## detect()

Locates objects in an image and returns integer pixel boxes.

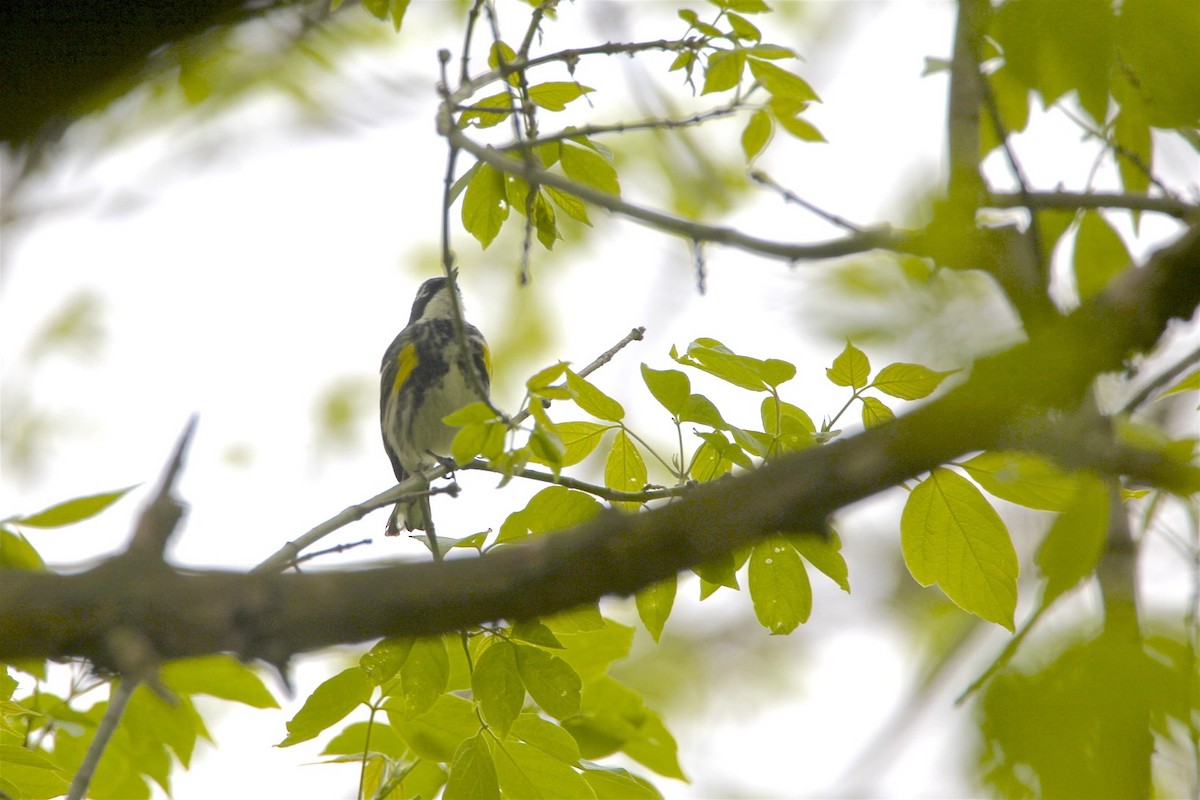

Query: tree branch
[988,190,1199,220]
[3,225,1197,668]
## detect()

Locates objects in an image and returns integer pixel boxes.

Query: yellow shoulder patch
[393,343,418,394]
[482,344,493,379]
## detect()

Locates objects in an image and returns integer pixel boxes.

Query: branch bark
[2,225,1197,669]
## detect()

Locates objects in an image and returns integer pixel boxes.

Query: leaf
[872,362,956,400]
[640,364,690,416]
[581,762,663,800]
[510,714,582,764]
[493,739,593,799]
[772,112,826,143]
[472,641,525,738]
[544,185,591,225]
[1160,367,1200,399]
[741,109,773,160]
[860,396,894,428]
[792,531,850,593]
[488,41,519,85]
[1037,476,1109,604]
[727,12,761,42]
[279,667,371,746]
[0,744,72,797]
[679,393,726,428]
[511,620,564,650]
[566,369,625,421]
[398,637,450,716]
[901,469,1019,630]
[635,575,677,643]
[462,163,509,249]
[564,677,685,780]
[321,721,406,759]
[702,48,746,94]
[0,528,45,570]
[605,430,648,506]
[560,142,620,195]
[748,58,820,102]
[552,421,611,467]
[459,91,515,129]
[513,645,582,720]
[553,621,635,684]
[445,735,500,800]
[528,82,595,111]
[388,694,479,762]
[16,486,137,528]
[443,401,501,425]
[826,341,870,388]
[1073,211,1131,301]
[961,451,1081,512]
[748,535,812,634]
[497,486,604,543]
[160,655,278,708]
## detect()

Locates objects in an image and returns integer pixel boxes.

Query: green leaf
[511,620,564,650]
[445,734,500,800]
[748,535,812,634]
[605,430,647,506]
[640,364,690,416]
[872,362,956,400]
[860,396,894,428]
[552,421,611,467]
[748,58,820,102]
[1073,211,1131,301]
[160,655,278,708]
[727,12,761,41]
[278,667,371,746]
[488,41,519,85]
[388,694,479,762]
[679,393,726,428]
[544,186,591,225]
[564,677,685,780]
[16,486,137,528]
[1161,367,1200,399]
[0,528,45,570]
[497,486,604,543]
[0,744,72,798]
[543,604,606,635]
[528,82,595,111]
[693,550,740,593]
[760,397,815,454]
[901,469,1019,630]
[961,451,1081,512]
[513,645,582,720]
[772,111,826,143]
[679,338,794,391]
[321,721,407,759]
[702,48,746,94]
[1037,476,1109,604]
[565,369,625,421]
[459,90,515,129]
[553,621,635,684]
[443,401,501,425]
[398,636,450,717]
[510,714,582,764]
[493,739,593,799]
[741,109,773,160]
[746,43,796,59]
[560,142,620,195]
[792,531,850,593]
[581,762,663,799]
[462,163,509,249]
[827,342,870,388]
[635,576,677,643]
[472,641,525,737]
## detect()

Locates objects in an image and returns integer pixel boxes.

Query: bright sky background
[3,1,1197,798]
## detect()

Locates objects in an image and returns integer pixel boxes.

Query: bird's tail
[386,479,432,535]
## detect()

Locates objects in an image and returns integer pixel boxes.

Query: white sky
[2,1,1196,798]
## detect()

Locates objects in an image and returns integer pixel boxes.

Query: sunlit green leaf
[549,421,611,467]
[872,362,957,400]
[462,163,509,249]
[445,734,500,800]
[489,41,519,85]
[860,395,894,428]
[552,621,634,684]
[1160,367,1200,400]
[827,341,870,388]
[545,185,592,225]
[564,677,686,780]
[511,713,582,764]
[560,142,620,195]
[772,111,826,142]
[641,364,690,417]
[388,694,479,762]
[497,486,604,543]
[513,645,582,720]
[16,486,137,528]
[160,655,278,708]
[581,762,663,799]
[398,637,449,717]
[741,109,773,160]
[566,369,625,422]
[605,430,647,508]
[493,739,593,799]
[511,619,564,650]
[901,469,1018,630]
[961,451,1081,512]
[702,49,746,95]
[727,12,761,42]
[320,721,406,759]
[748,58,820,102]
[748,535,812,634]
[528,82,595,111]
[636,575,677,643]
[472,641,525,738]
[792,530,850,593]
[279,667,371,747]
[0,528,45,570]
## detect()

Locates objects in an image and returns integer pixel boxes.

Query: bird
[380,272,491,537]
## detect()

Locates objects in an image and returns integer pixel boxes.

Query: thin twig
[988,190,1198,220]
[288,539,373,570]
[66,679,137,800]
[1119,342,1200,414]
[749,170,864,233]
[460,459,687,504]
[496,103,745,151]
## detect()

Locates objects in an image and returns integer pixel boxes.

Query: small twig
[749,171,864,234]
[461,459,688,504]
[988,190,1198,220]
[66,679,137,800]
[287,539,373,570]
[496,103,745,152]
[1119,342,1200,414]
[577,325,646,380]
[1058,105,1176,198]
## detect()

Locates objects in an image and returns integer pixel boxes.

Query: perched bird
[380,273,491,536]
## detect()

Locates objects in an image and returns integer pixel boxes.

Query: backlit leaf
[961,451,1080,512]
[560,143,620,195]
[826,341,870,388]
[566,369,625,421]
[636,576,677,643]
[445,735,500,800]
[472,641,525,737]
[1037,476,1109,604]
[748,535,812,634]
[279,667,371,746]
[513,645,582,720]
[1073,211,1131,301]
[640,365,690,416]
[528,82,595,111]
[605,430,647,507]
[17,486,137,528]
[462,163,509,249]
[901,469,1018,630]
[872,362,956,400]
